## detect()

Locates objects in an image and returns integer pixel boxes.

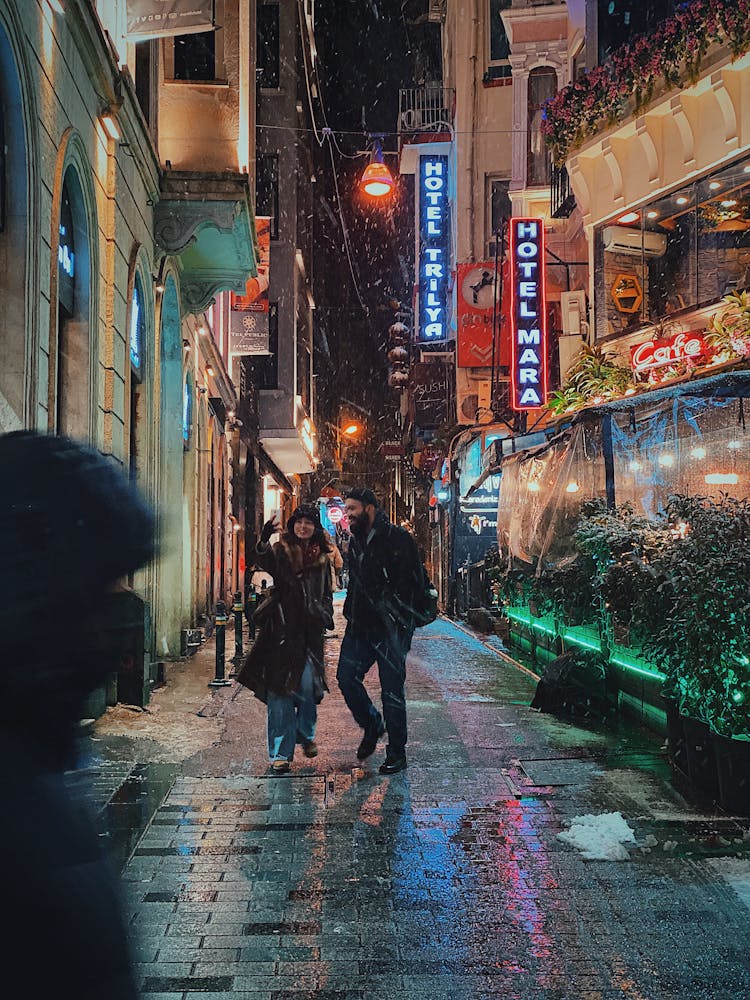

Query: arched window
[56,165,92,438]
[130,276,144,375]
[527,67,557,187]
[129,275,146,483]
[183,373,193,449]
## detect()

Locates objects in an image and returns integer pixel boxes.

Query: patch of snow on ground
[558,811,636,861]
[707,858,750,912]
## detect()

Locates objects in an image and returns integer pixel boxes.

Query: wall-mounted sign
[457,261,511,368]
[412,362,450,428]
[612,273,643,314]
[510,218,547,410]
[418,156,450,343]
[630,330,709,377]
[126,0,214,40]
[230,218,270,355]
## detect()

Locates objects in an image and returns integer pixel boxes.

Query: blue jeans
[266,657,317,762]
[336,627,411,753]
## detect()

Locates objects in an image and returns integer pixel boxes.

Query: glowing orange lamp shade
[360,155,394,198]
[360,161,394,198]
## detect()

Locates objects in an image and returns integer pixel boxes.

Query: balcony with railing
[550,160,575,219]
[398,86,454,138]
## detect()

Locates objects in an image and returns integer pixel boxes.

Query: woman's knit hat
[287,503,323,532]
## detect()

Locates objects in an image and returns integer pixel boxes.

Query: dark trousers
[337,625,411,753]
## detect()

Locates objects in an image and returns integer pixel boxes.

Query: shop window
[134,41,154,126]
[130,278,144,375]
[258,2,280,89]
[485,0,511,82]
[594,154,750,340]
[183,373,193,449]
[256,154,279,239]
[696,163,750,305]
[174,30,216,81]
[596,1,681,65]
[527,67,556,187]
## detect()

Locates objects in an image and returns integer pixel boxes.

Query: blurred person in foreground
[337,487,425,775]
[0,431,155,1000]
[237,504,333,772]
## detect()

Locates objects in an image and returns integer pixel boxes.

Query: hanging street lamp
[359,138,395,199]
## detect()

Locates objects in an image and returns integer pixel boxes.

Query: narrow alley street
[88,601,750,1000]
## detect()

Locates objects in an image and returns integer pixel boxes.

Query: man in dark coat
[0,431,155,1000]
[337,487,424,774]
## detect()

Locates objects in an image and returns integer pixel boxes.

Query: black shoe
[356,718,386,760]
[378,749,407,775]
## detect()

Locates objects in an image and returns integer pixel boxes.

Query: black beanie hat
[345,487,378,508]
[287,503,323,532]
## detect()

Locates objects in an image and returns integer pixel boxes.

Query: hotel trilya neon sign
[418,156,450,343]
[510,218,547,410]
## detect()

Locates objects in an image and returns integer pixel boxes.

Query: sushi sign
[510,218,548,410]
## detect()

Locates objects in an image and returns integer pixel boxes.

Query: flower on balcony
[542,0,750,166]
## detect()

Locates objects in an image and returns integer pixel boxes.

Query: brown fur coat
[236,536,332,700]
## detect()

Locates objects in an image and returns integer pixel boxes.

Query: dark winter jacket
[237,536,333,701]
[344,510,423,642]
[0,432,155,1000]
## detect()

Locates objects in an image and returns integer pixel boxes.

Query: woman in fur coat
[238,505,333,773]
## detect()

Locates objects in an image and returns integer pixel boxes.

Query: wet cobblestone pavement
[106,607,750,998]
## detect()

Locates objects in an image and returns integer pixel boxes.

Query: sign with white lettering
[630,330,708,377]
[418,156,450,343]
[230,218,271,356]
[412,362,450,428]
[510,218,548,410]
[126,0,214,39]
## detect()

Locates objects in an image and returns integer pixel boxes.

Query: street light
[342,422,361,437]
[359,139,394,199]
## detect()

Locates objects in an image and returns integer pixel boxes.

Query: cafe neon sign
[418,155,450,343]
[630,330,708,378]
[510,218,547,410]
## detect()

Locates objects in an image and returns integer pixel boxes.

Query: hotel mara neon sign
[418,155,450,343]
[510,217,548,410]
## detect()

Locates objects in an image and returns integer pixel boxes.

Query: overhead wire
[297,0,370,313]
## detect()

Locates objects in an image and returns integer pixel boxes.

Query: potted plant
[643,494,750,806]
[704,289,750,362]
[547,345,636,415]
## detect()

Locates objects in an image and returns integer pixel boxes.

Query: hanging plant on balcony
[541,0,750,166]
[547,345,636,415]
[704,290,750,361]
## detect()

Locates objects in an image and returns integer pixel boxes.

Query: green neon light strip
[507,608,557,636]
[610,654,666,682]
[562,631,602,653]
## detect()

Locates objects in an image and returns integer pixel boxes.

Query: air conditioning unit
[560,290,587,337]
[602,225,667,258]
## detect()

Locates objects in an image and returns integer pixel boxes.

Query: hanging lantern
[388,346,409,363]
[360,140,394,199]
[388,369,409,388]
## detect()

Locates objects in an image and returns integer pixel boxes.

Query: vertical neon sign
[418,155,449,343]
[510,217,547,410]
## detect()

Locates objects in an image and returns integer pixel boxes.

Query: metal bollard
[232,591,243,663]
[209,600,231,687]
[247,588,257,639]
